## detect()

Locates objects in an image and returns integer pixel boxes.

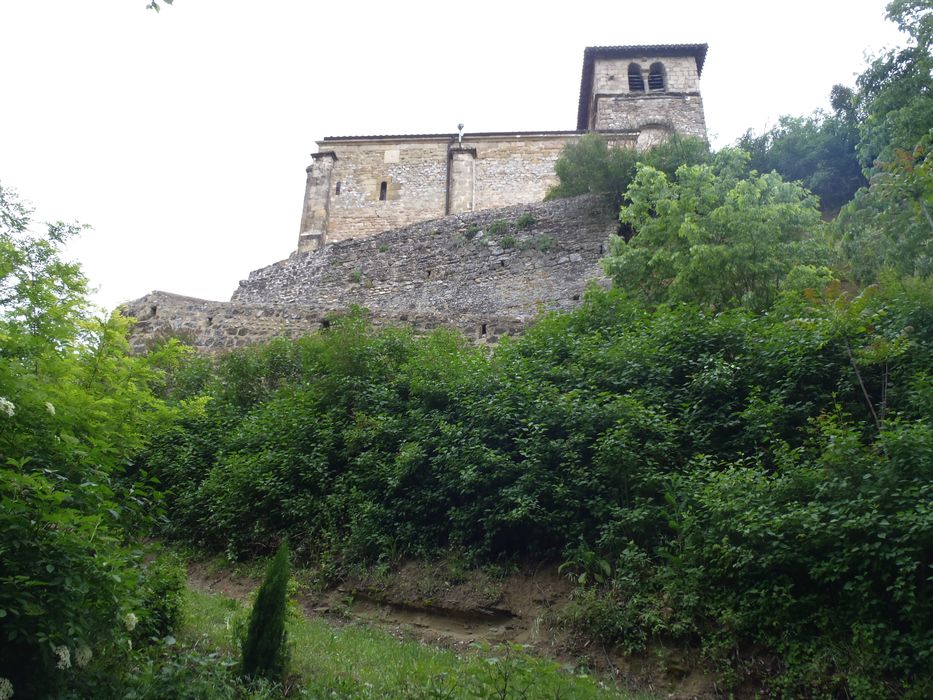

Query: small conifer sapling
[240,541,290,681]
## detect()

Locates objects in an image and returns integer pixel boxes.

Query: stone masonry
[124,44,708,354]
[296,44,708,253]
[124,195,617,353]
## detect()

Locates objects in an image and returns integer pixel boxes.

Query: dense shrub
[135,554,187,642]
[0,184,181,698]
[546,132,710,205]
[140,276,933,694]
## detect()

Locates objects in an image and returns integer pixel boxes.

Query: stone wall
[295,45,708,253]
[591,55,700,95]
[593,94,706,138]
[121,292,528,354]
[125,195,618,354]
[299,132,579,252]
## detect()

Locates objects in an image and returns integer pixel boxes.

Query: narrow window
[379,181,387,201]
[648,62,665,91]
[335,181,341,195]
[480,323,487,337]
[628,63,644,92]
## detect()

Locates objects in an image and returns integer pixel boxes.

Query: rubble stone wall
[124,195,618,353]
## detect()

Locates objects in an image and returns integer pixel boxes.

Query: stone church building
[296,44,708,254]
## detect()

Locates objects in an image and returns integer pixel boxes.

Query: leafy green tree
[241,541,291,682]
[602,149,828,310]
[837,130,933,282]
[738,106,865,213]
[546,133,710,205]
[855,0,933,170]
[0,183,178,697]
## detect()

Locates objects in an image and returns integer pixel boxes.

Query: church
[296,44,709,254]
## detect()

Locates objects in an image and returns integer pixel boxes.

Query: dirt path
[187,559,570,651]
[186,559,716,699]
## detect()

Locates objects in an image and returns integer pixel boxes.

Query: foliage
[836,130,933,283]
[241,542,291,681]
[185,587,622,699]
[135,553,187,642]
[602,149,827,311]
[0,183,179,697]
[855,0,933,170]
[146,0,175,12]
[738,108,866,212]
[65,642,284,700]
[488,219,509,235]
[140,274,933,693]
[546,133,710,205]
[514,213,536,230]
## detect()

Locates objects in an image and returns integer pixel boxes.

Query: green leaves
[0,184,177,695]
[605,149,827,311]
[546,132,710,206]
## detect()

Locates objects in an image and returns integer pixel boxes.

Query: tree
[837,130,933,282]
[737,104,865,214]
[546,133,710,206]
[602,149,828,311]
[0,183,177,697]
[855,0,933,170]
[241,541,291,682]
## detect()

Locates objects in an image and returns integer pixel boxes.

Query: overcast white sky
[0,0,906,312]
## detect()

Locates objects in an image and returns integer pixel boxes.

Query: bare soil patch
[186,558,717,699]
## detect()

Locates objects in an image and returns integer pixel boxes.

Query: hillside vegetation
[1,1,931,697]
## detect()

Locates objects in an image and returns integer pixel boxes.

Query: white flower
[53,645,71,670]
[0,676,13,700]
[74,645,92,668]
[0,397,14,418]
[44,402,55,416]
[123,612,138,632]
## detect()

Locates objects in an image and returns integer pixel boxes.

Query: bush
[488,219,509,235]
[0,184,177,698]
[515,213,536,229]
[135,554,187,642]
[530,234,554,252]
[547,132,710,205]
[141,279,933,693]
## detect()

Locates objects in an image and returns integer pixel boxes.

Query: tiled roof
[320,130,581,142]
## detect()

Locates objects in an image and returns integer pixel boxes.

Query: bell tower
[576,44,708,148]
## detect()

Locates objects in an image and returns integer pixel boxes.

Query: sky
[0,0,906,312]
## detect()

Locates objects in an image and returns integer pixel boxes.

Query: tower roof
[576,43,708,131]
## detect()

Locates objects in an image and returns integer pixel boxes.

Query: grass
[181,586,643,699]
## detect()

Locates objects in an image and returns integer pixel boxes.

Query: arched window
[628,63,644,92]
[379,181,387,201]
[648,62,666,91]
